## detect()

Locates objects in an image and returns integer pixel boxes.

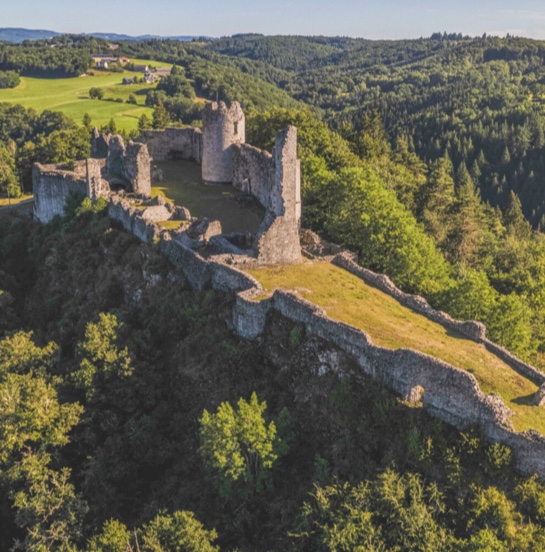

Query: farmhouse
[154,67,172,77]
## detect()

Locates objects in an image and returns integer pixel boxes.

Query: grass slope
[0,59,172,131]
[247,261,545,435]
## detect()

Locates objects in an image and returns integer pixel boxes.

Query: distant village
[91,53,172,84]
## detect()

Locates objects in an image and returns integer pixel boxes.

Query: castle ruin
[28,101,545,480]
[33,101,302,265]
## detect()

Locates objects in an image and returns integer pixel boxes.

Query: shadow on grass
[513,393,538,406]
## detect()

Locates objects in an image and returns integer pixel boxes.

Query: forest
[3,32,545,550]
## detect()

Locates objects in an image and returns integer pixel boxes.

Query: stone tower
[202,101,245,183]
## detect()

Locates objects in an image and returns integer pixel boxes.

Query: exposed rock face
[202,101,245,183]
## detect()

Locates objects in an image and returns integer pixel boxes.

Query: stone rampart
[32,164,87,223]
[108,195,162,245]
[139,127,203,163]
[159,236,211,290]
[232,288,545,477]
[207,260,262,293]
[32,177,545,479]
[332,251,545,385]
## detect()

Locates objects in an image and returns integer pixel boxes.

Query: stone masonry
[34,101,301,264]
[202,101,245,183]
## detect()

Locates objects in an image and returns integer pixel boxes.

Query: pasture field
[247,261,545,435]
[0,58,173,131]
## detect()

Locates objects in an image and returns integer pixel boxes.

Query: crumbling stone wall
[232,287,545,478]
[91,128,111,158]
[202,101,245,183]
[124,141,151,196]
[32,163,87,223]
[35,182,543,479]
[106,135,151,196]
[253,126,302,264]
[232,144,273,205]
[139,127,202,163]
[86,159,109,202]
[108,195,162,244]
[332,251,545,386]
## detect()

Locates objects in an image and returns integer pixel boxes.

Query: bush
[89,87,104,100]
[0,70,20,89]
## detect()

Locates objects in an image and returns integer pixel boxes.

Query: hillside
[193,34,545,225]
[3,207,545,550]
[0,27,61,42]
[0,71,155,131]
[248,262,545,434]
[0,28,206,43]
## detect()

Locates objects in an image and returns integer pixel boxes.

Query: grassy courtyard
[246,261,545,435]
[152,160,264,234]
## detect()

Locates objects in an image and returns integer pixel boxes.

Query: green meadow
[0,59,173,131]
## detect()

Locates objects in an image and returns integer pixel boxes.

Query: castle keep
[33,101,302,265]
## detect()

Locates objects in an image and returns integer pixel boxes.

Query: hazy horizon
[5,0,545,41]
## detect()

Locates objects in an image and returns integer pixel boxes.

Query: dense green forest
[5,33,545,549]
[0,35,96,77]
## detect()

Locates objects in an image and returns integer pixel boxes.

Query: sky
[5,0,545,40]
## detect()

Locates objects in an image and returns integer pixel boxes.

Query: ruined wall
[32,163,87,223]
[232,144,273,207]
[254,126,302,264]
[108,195,162,245]
[124,142,151,196]
[108,194,261,295]
[232,288,545,478]
[332,251,545,386]
[106,136,151,196]
[139,127,202,163]
[86,159,109,202]
[91,128,110,158]
[202,101,245,183]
